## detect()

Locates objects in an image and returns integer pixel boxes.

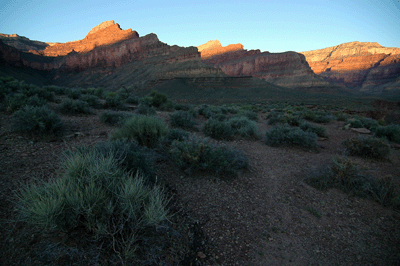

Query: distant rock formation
[197,40,222,52]
[0,33,50,51]
[0,21,227,89]
[301,41,400,94]
[198,41,333,90]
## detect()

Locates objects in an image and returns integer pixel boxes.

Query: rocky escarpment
[0,33,50,51]
[198,41,334,90]
[301,41,400,94]
[0,21,228,89]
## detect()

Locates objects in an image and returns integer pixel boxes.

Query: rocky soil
[1,104,400,265]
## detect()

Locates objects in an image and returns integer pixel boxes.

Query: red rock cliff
[198,41,332,90]
[301,41,400,93]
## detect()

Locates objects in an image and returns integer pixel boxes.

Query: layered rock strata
[301,41,400,93]
[198,40,332,90]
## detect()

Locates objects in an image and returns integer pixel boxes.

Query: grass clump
[17,148,168,261]
[300,122,327,138]
[164,128,190,146]
[374,124,400,143]
[228,116,260,139]
[169,110,197,130]
[170,136,248,175]
[265,125,318,149]
[12,105,64,136]
[99,110,133,125]
[342,136,390,160]
[111,115,168,148]
[202,118,234,140]
[305,156,399,207]
[59,99,91,114]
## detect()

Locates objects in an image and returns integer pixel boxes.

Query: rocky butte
[301,41,400,94]
[197,40,335,91]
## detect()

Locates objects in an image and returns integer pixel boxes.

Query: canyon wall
[198,40,334,90]
[301,41,400,94]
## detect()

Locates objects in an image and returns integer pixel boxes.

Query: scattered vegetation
[374,124,400,143]
[111,115,169,148]
[169,110,197,130]
[300,121,327,138]
[227,116,260,139]
[306,156,399,207]
[202,118,234,140]
[265,125,319,149]
[12,105,64,137]
[99,110,133,125]
[342,137,390,160]
[59,99,91,114]
[170,135,249,175]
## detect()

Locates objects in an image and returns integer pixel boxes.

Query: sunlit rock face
[301,42,400,93]
[197,41,332,90]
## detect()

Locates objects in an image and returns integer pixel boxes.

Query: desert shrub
[228,116,260,139]
[149,90,168,107]
[239,110,258,121]
[43,85,66,95]
[80,94,100,108]
[198,104,223,119]
[111,115,168,147]
[24,86,55,102]
[265,125,318,149]
[105,92,126,110]
[268,111,302,126]
[174,103,191,111]
[300,122,327,137]
[4,92,27,112]
[90,140,155,182]
[305,156,399,207]
[59,99,91,114]
[99,110,133,125]
[67,88,82,99]
[94,87,105,98]
[12,105,64,136]
[125,95,139,104]
[169,110,197,130]
[202,119,234,140]
[170,136,248,175]
[346,116,379,130]
[335,112,349,121]
[374,124,400,143]
[302,110,333,123]
[342,137,390,159]
[26,94,48,107]
[164,128,190,146]
[136,103,157,115]
[17,148,168,259]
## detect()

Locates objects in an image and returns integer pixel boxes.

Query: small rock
[318,137,328,141]
[350,128,371,134]
[197,251,206,259]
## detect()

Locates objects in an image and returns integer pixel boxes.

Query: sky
[0,0,399,53]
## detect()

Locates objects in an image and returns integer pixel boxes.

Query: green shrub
[346,116,379,130]
[170,136,248,175]
[228,116,260,139]
[80,94,100,108]
[4,92,27,112]
[239,110,258,121]
[268,111,302,126]
[374,124,400,143]
[17,148,168,257]
[125,95,139,104]
[67,88,82,99]
[202,119,234,140]
[265,125,318,149]
[335,112,349,121]
[136,103,157,115]
[94,87,105,98]
[59,99,91,114]
[302,110,333,123]
[174,103,191,111]
[149,90,168,107]
[164,128,190,146]
[43,85,66,95]
[300,122,327,138]
[26,94,48,107]
[99,111,133,125]
[169,111,197,130]
[24,86,55,102]
[305,156,399,207]
[12,105,64,136]
[105,92,126,110]
[342,137,390,159]
[111,115,168,147]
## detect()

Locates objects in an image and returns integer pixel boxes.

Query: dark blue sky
[1,0,399,52]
